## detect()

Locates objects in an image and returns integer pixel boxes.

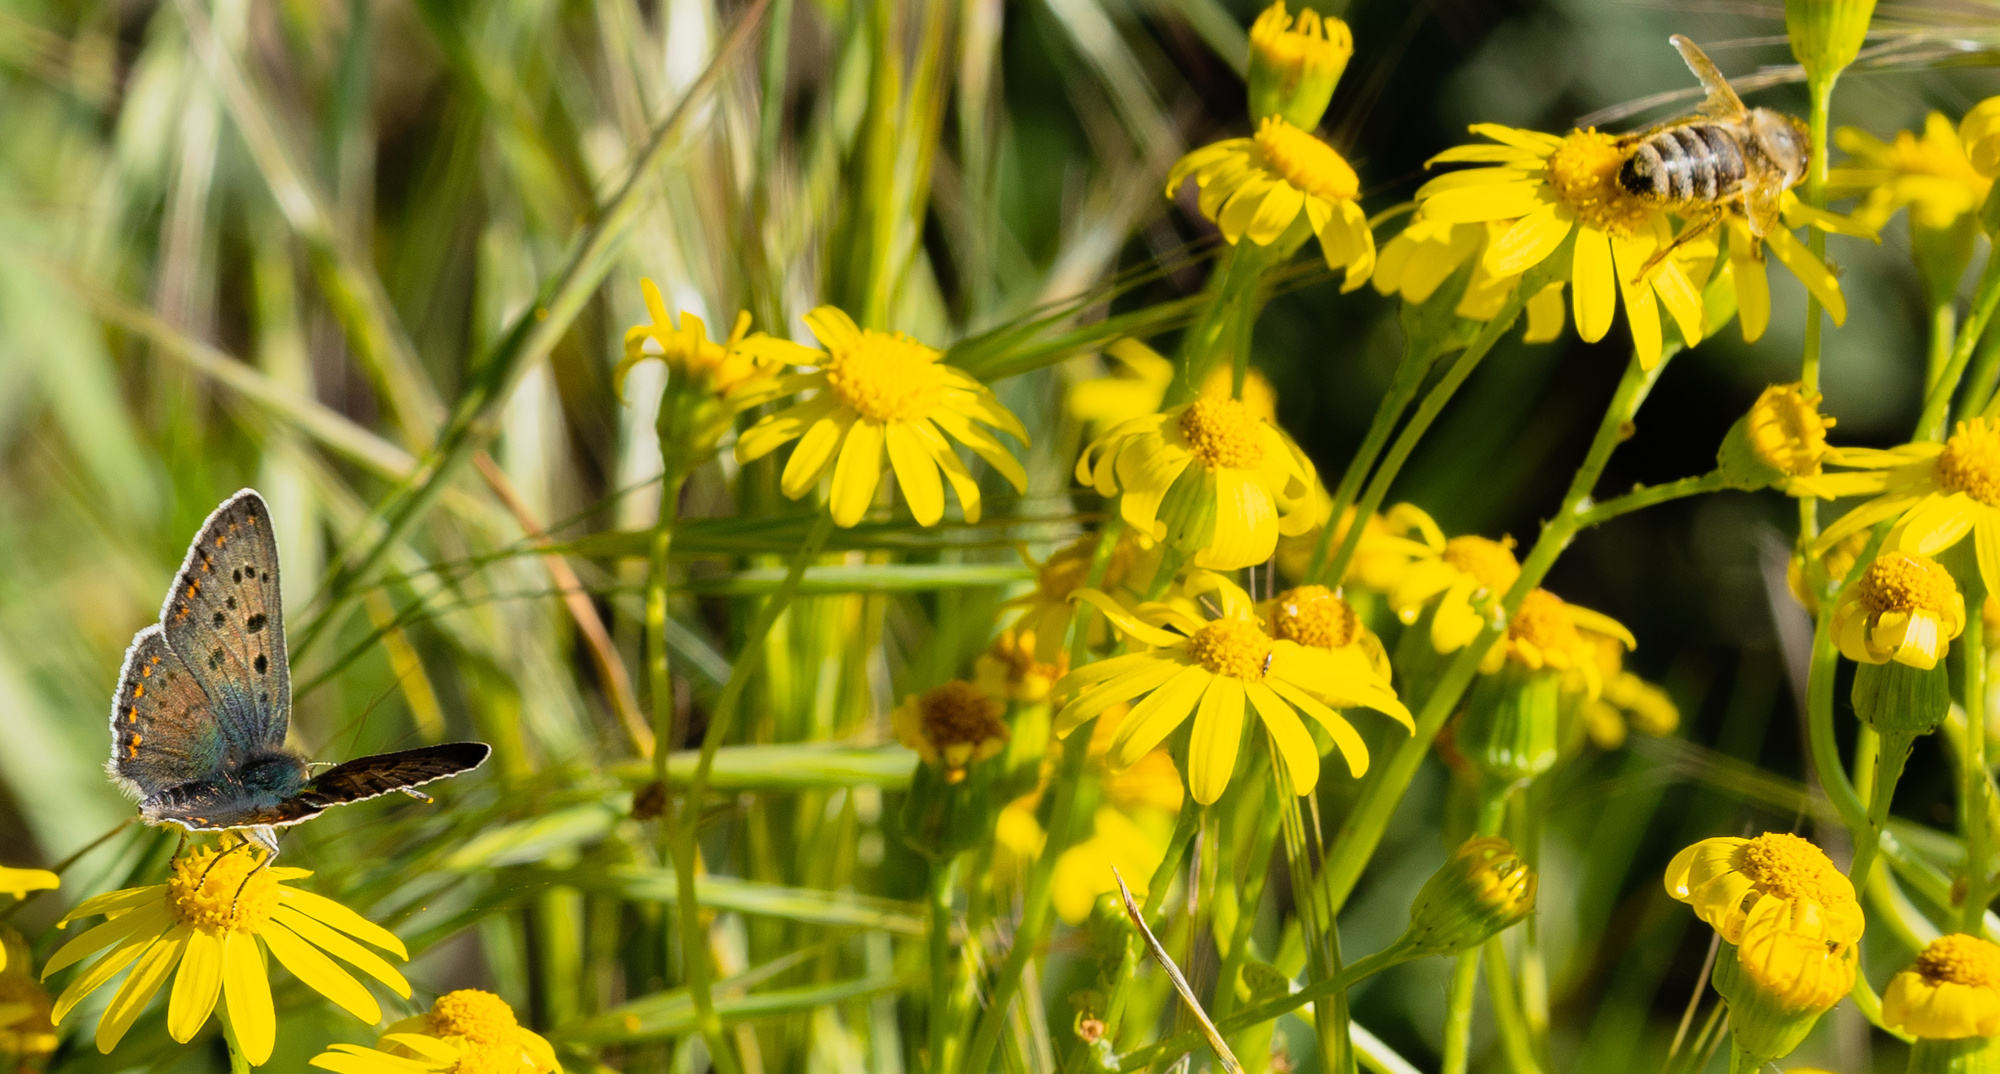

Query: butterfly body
[110,490,489,858]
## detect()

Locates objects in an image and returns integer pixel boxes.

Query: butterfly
[108,489,490,860]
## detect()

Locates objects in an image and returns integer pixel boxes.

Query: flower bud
[1455,663,1561,791]
[1403,836,1537,957]
[1786,0,1876,84]
[1717,383,1839,494]
[1713,931,1856,1067]
[1885,934,2000,1041]
[894,682,1011,859]
[1247,2,1352,131]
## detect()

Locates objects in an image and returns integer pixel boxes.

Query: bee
[1616,35,1809,239]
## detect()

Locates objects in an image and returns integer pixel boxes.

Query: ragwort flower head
[1811,418,2000,598]
[1665,833,1863,949]
[1962,97,2000,180]
[1077,396,1317,571]
[1884,933,2000,1039]
[615,278,777,399]
[1831,550,1966,669]
[1052,573,1410,804]
[1418,126,1705,368]
[1481,588,1636,692]
[1833,115,1990,233]
[1373,212,1568,341]
[1404,836,1538,956]
[974,629,1070,703]
[735,307,1028,528]
[893,681,1010,784]
[1385,513,1522,652]
[45,845,411,1065]
[1166,117,1376,289]
[1717,383,1842,494]
[1583,634,1679,749]
[1002,533,1161,662]
[311,989,561,1074]
[1247,1,1351,130]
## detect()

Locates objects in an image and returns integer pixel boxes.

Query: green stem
[1921,249,2000,439]
[1318,348,1667,918]
[1963,570,1992,932]
[1964,318,2000,419]
[1800,73,1834,393]
[1726,1037,1767,1074]
[1116,940,1418,1071]
[929,854,961,1074]
[1851,730,1916,906]
[671,510,834,1074]
[1315,284,1532,588]
[1167,243,1277,406]
[1929,298,1958,393]
[1278,780,1349,1074]
[1303,333,1438,583]
[223,1017,251,1074]
[650,465,690,776]
[1574,471,1731,529]
[1483,936,1541,1074]
[1211,785,1285,1024]
[1442,786,1513,1074]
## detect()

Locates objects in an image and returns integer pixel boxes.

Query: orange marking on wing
[141,665,153,677]
[127,736,141,758]
[133,683,144,698]
[125,707,136,722]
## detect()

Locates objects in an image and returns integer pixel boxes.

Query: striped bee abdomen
[1617,124,1746,204]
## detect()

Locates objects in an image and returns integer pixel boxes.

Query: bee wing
[1670,35,1746,119]
[1742,175,1787,237]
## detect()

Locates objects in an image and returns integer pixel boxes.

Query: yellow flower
[734,306,1028,527]
[1418,126,1705,368]
[614,278,779,398]
[0,866,57,901]
[1076,397,1316,570]
[1831,550,1966,669]
[1052,573,1410,804]
[892,681,1010,784]
[1262,584,1392,678]
[1673,196,1859,344]
[1373,212,1567,341]
[44,844,411,1064]
[1664,833,1864,949]
[1962,97,2000,179]
[1811,419,2000,597]
[1385,522,1521,653]
[0,930,56,1064]
[1833,115,1991,233]
[1729,924,1859,1012]
[1067,337,1277,436]
[1582,635,1679,749]
[1404,836,1538,956]
[1166,116,1377,289]
[1002,533,1162,663]
[1479,588,1636,693]
[1246,1,1350,130]
[311,989,561,1074]
[1884,933,2000,1039]
[1717,383,1843,495]
[1052,806,1178,926]
[974,629,1071,703]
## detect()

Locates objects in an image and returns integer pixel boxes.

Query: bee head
[1749,109,1811,188]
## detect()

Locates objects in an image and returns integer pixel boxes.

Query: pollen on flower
[167,847,280,933]
[1858,551,1958,618]
[1442,535,1521,593]
[1915,934,2000,987]
[824,329,948,423]
[1736,832,1851,907]
[1746,383,1836,476]
[1546,129,1657,236]
[1188,619,1276,680]
[1180,397,1267,470]
[429,990,520,1044]
[1508,589,1582,654]
[1272,585,1361,649]
[447,1043,527,1074]
[1937,419,2000,506]
[1252,117,1360,204]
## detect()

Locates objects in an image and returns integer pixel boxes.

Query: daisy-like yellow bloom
[1582,634,1679,749]
[1373,212,1566,340]
[1067,337,1277,437]
[1830,550,1966,669]
[614,278,778,398]
[1276,502,1443,590]
[1262,584,1392,678]
[1961,96,2000,179]
[974,629,1070,703]
[1052,573,1411,804]
[1385,522,1522,652]
[1832,114,1991,234]
[1246,1,1350,130]
[1717,383,1843,495]
[1811,419,2000,594]
[734,306,1028,528]
[892,680,1011,784]
[312,989,561,1074]
[1002,533,1162,663]
[1673,196,1858,344]
[1727,921,1859,1012]
[1884,933,2000,1039]
[44,844,410,1064]
[1418,125,1706,368]
[1480,588,1637,693]
[1664,833,1864,949]
[1166,116,1376,289]
[1077,396,1316,570]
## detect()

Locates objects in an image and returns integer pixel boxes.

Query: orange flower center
[917,681,1008,750]
[167,847,280,934]
[1546,129,1656,236]
[1937,419,2000,506]
[1442,535,1520,592]
[1272,585,1361,649]
[1915,933,2000,987]
[1857,551,1957,619]
[1507,589,1581,653]
[1187,619,1275,680]
[824,330,947,422]
[1252,117,1359,203]
[1179,397,1267,470]
[1735,832,1850,907]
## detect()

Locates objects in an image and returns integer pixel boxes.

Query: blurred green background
[0,0,1993,1070]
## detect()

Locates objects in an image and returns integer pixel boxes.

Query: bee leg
[1634,208,1724,283]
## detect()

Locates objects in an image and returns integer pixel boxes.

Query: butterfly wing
[158,490,291,754]
[108,626,228,800]
[291,743,492,810]
[139,778,327,832]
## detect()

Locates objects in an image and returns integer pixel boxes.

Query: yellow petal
[1524,282,1566,342]
[778,408,854,499]
[270,905,412,998]
[1977,513,2000,600]
[310,1047,438,1074]
[828,419,886,527]
[275,888,410,958]
[1486,204,1573,276]
[1765,226,1847,325]
[52,916,163,1024]
[1571,226,1615,343]
[1054,659,1187,737]
[1420,181,1551,223]
[44,900,173,978]
[222,933,275,1065]
[1264,678,1371,777]
[931,406,1029,492]
[906,418,985,524]
[1732,240,1771,342]
[1246,181,1306,245]
[1109,665,1214,767]
[1071,589,1187,650]
[1188,676,1246,805]
[885,421,945,527]
[1193,469,1279,570]
[96,928,187,1054]
[736,395,838,462]
[167,926,225,1043]
[58,885,166,928]
[262,918,381,1024]
[1245,682,1320,795]
[1890,492,1978,555]
[802,306,862,351]
[1610,231,1662,367]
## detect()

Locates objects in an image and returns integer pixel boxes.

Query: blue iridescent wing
[157,490,291,753]
[107,626,227,799]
